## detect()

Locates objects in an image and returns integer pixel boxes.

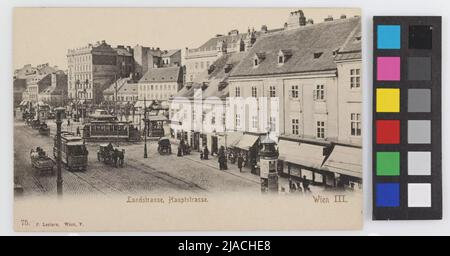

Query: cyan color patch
[376,183,400,207]
[377,25,401,49]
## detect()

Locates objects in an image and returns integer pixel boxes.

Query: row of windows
[290,113,361,139]
[142,93,173,100]
[139,84,177,91]
[68,55,91,64]
[188,61,211,71]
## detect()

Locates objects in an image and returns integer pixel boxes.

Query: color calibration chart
[373,16,442,220]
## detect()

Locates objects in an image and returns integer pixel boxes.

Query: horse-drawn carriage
[38,122,50,136]
[30,147,55,175]
[30,119,41,129]
[97,143,125,167]
[157,137,172,155]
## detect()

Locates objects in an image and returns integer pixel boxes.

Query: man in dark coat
[203,146,209,160]
[237,154,244,172]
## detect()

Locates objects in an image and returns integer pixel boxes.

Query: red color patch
[376,120,400,144]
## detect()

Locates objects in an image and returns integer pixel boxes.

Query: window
[351,113,361,136]
[350,69,361,89]
[235,86,241,97]
[269,117,276,132]
[314,84,325,101]
[278,56,284,64]
[252,116,258,129]
[195,62,198,69]
[254,59,259,67]
[316,121,325,139]
[269,86,276,97]
[235,114,241,127]
[251,86,257,97]
[292,119,299,135]
[201,62,204,69]
[291,85,299,98]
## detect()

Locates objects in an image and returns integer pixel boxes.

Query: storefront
[278,139,328,186]
[322,145,362,190]
[230,133,260,174]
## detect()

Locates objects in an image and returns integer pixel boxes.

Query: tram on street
[53,133,88,172]
[82,120,140,142]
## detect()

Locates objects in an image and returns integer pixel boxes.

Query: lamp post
[55,107,65,197]
[143,97,148,158]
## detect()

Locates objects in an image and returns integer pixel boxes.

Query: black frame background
[372,16,442,220]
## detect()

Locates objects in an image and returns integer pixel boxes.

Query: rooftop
[230,17,361,77]
[139,67,183,83]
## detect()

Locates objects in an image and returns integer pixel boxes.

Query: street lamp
[55,107,65,197]
[143,97,148,158]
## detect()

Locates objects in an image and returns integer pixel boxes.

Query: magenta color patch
[377,57,400,81]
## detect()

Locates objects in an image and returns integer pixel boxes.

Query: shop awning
[278,140,326,170]
[232,134,259,150]
[323,145,362,179]
[19,101,28,106]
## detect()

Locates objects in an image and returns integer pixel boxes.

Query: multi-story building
[67,40,134,104]
[228,14,362,187]
[24,74,52,104]
[37,72,68,107]
[133,45,181,78]
[103,76,139,103]
[170,52,246,154]
[184,26,283,83]
[138,66,183,103]
[14,63,62,107]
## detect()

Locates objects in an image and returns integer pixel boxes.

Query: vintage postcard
[13,7,363,231]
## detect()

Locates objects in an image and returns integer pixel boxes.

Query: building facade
[228,14,362,187]
[133,45,181,78]
[138,66,183,103]
[67,40,134,104]
[37,72,68,107]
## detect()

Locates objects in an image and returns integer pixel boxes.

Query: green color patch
[376,152,400,176]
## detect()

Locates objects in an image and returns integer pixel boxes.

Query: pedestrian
[302,176,310,193]
[200,150,203,160]
[237,154,244,172]
[67,118,70,126]
[76,126,81,136]
[177,145,183,157]
[203,145,209,160]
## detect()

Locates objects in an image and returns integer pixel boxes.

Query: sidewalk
[179,150,261,184]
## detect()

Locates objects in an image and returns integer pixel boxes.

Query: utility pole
[143,97,148,158]
[115,75,119,146]
[55,107,65,197]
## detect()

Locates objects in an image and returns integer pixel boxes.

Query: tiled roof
[230,17,361,77]
[118,83,138,95]
[103,77,131,94]
[173,52,245,100]
[334,23,361,61]
[139,67,182,83]
[162,49,180,57]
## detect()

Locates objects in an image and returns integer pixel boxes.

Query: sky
[13,7,360,70]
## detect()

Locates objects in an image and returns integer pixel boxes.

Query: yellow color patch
[376,88,400,112]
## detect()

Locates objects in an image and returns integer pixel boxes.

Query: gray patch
[408,57,431,81]
[408,120,431,144]
[408,89,431,112]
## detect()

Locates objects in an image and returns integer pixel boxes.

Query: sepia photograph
[13,7,363,231]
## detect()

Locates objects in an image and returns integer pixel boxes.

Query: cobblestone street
[14,116,260,197]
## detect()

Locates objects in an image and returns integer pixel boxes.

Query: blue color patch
[376,183,400,207]
[377,25,401,49]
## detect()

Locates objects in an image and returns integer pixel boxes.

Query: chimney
[286,9,306,30]
[284,22,288,29]
[340,14,347,19]
[324,15,334,22]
